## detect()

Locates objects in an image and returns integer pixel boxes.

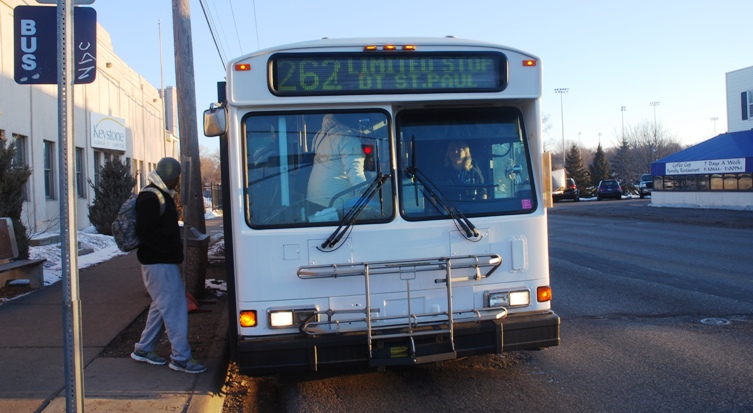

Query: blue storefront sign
[14,6,97,85]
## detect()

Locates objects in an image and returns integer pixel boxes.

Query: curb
[188,294,230,412]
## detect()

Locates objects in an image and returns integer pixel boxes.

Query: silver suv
[639,174,653,198]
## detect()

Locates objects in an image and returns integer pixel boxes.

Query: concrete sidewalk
[0,226,228,412]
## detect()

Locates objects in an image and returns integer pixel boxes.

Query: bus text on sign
[13,6,97,85]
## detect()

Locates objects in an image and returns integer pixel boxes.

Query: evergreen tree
[589,143,612,187]
[565,143,590,196]
[88,158,136,235]
[0,141,32,259]
[611,136,635,193]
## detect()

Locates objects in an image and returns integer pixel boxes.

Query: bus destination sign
[270,52,507,96]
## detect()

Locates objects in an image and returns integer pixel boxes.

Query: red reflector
[523,59,537,67]
[234,63,251,71]
[362,145,374,155]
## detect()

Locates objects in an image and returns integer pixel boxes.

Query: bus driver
[441,140,487,201]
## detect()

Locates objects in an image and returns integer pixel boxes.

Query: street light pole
[555,88,569,165]
[650,101,660,141]
[710,117,718,135]
[621,106,626,140]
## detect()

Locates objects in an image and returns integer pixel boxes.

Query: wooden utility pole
[171,0,204,233]
[172,0,207,296]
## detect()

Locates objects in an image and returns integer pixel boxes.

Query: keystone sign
[90,113,127,151]
[14,6,97,85]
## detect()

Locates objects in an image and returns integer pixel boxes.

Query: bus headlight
[486,289,530,308]
[268,308,317,328]
[487,291,509,307]
[509,290,530,307]
[270,311,294,327]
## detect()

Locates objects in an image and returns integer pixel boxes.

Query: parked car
[552,178,580,202]
[596,179,622,201]
[639,174,653,198]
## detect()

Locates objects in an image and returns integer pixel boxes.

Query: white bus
[204,37,559,375]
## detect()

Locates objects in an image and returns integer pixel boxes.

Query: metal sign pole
[57,0,85,411]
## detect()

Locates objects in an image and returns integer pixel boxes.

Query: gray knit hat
[156,157,181,181]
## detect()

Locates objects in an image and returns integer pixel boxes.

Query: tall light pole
[621,106,626,140]
[710,117,718,135]
[555,88,569,165]
[650,101,660,141]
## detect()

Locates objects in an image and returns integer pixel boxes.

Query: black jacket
[135,185,183,264]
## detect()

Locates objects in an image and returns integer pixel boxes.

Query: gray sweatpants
[134,263,192,362]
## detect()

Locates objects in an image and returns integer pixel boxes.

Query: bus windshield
[397,107,536,219]
[244,111,393,228]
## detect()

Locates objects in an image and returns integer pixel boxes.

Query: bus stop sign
[14,6,97,85]
[35,0,96,3]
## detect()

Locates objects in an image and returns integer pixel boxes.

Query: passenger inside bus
[438,140,488,201]
[307,114,367,212]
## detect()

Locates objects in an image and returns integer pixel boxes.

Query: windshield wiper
[319,173,391,250]
[405,165,481,241]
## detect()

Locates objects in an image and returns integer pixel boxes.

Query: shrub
[88,158,136,235]
[0,141,32,259]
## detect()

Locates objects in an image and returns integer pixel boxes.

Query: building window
[739,174,752,190]
[12,134,29,201]
[697,175,710,191]
[654,176,663,191]
[747,90,753,120]
[132,159,138,188]
[12,135,26,166]
[44,141,55,199]
[666,175,697,191]
[723,174,738,190]
[710,174,724,190]
[94,150,102,187]
[76,147,86,198]
[656,173,751,192]
[139,160,145,188]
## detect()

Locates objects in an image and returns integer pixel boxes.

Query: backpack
[112,187,166,252]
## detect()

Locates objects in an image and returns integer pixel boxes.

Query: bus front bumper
[236,311,560,375]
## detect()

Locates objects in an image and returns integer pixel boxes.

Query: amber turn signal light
[239,310,257,327]
[537,286,552,302]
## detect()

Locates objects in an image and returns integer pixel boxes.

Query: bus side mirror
[203,103,226,137]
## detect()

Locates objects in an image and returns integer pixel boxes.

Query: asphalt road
[549,197,753,229]
[545,198,753,412]
[242,199,753,412]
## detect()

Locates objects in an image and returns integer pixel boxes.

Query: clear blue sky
[92,0,752,154]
